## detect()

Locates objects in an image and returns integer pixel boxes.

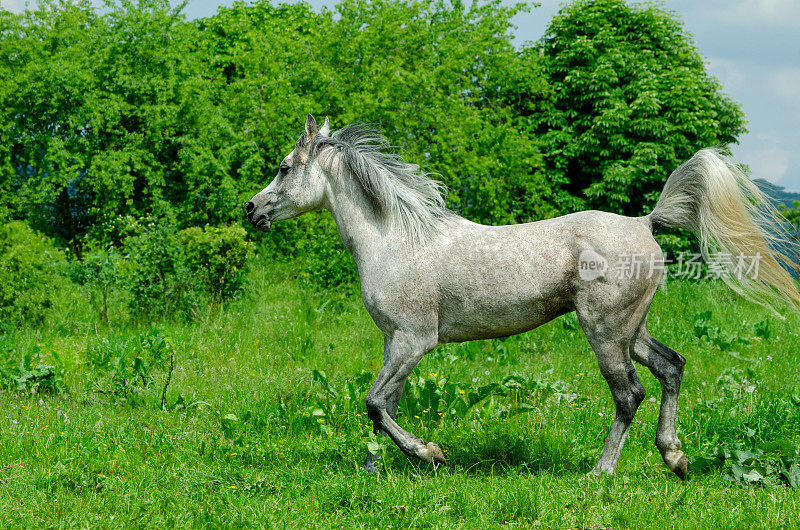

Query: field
[2,260,800,528]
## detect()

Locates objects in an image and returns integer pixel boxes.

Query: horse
[245,114,800,479]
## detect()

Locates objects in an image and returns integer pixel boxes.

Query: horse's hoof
[587,465,614,477]
[667,451,688,481]
[363,452,380,475]
[425,442,446,466]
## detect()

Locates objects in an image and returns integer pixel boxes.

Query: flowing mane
[309,124,453,242]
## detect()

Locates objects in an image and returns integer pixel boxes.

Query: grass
[2,261,800,527]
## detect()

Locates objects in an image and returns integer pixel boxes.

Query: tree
[0,0,749,255]
[0,0,237,251]
[532,0,747,216]
[322,0,557,224]
[204,0,558,225]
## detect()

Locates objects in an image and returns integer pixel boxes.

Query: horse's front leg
[364,336,408,473]
[363,376,407,474]
[363,331,444,473]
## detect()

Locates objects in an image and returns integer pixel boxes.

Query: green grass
[2,262,800,527]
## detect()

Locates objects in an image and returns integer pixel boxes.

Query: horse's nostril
[244,201,256,214]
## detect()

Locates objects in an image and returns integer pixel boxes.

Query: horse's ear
[320,116,330,137]
[304,114,319,143]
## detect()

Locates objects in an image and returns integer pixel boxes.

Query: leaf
[780,462,800,488]
[312,369,331,395]
[221,413,239,438]
[742,468,764,483]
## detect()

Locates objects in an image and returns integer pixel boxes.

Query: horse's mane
[307,124,453,242]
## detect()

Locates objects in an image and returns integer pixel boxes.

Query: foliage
[533,0,746,216]
[293,215,359,291]
[400,371,577,426]
[302,369,374,436]
[0,221,66,327]
[691,443,800,487]
[689,367,800,487]
[122,221,195,318]
[0,0,237,251]
[692,311,773,351]
[0,341,66,395]
[70,246,125,323]
[1,0,745,264]
[320,0,557,224]
[67,222,252,321]
[85,329,174,402]
[178,224,253,299]
[778,201,800,241]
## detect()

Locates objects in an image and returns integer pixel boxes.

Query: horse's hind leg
[577,293,649,475]
[630,325,687,479]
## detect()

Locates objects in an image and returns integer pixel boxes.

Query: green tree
[0,0,749,260]
[0,0,242,252]
[323,0,558,224]
[533,0,747,215]
[203,0,558,225]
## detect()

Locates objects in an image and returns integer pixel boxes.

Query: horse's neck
[326,185,388,271]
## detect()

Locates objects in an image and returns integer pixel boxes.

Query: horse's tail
[647,148,800,311]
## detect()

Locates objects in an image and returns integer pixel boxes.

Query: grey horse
[246,114,800,479]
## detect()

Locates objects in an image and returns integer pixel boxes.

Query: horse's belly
[436,286,572,343]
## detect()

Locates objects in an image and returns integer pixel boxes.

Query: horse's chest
[361,281,437,334]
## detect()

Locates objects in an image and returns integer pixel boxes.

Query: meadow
[1,257,799,528]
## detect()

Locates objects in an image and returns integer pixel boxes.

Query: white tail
[649,148,800,312]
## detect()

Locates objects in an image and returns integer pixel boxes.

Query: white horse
[246,115,800,478]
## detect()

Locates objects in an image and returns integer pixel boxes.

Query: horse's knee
[632,379,646,407]
[616,388,645,422]
[366,394,384,422]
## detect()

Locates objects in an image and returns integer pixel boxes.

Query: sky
[3,0,799,191]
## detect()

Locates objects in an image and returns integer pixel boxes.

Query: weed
[690,444,800,487]
[399,372,577,426]
[86,329,174,403]
[0,341,66,395]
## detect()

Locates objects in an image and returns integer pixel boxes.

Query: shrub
[177,225,253,299]
[0,221,66,328]
[123,222,194,319]
[122,221,253,319]
[293,214,358,291]
[0,340,67,395]
[252,213,357,291]
[69,246,125,324]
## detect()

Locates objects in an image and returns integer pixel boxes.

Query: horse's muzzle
[244,201,272,231]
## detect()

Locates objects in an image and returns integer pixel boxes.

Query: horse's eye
[279,163,290,173]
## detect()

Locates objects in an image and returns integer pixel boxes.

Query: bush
[178,225,253,299]
[70,246,125,324]
[252,213,358,291]
[122,221,253,319]
[123,221,194,319]
[293,215,358,291]
[0,221,66,328]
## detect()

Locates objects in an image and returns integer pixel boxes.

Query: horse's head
[245,114,331,231]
